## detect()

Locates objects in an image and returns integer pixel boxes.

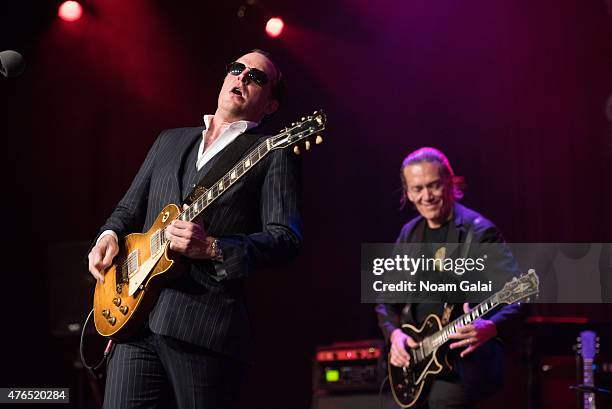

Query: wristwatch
[210,239,224,262]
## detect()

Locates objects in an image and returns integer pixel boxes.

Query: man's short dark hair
[249,48,285,103]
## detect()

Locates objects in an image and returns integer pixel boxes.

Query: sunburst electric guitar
[389,269,539,408]
[93,111,327,339]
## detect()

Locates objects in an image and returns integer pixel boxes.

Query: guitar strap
[183,131,262,205]
[460,225,474,260]
[441,224,474,325]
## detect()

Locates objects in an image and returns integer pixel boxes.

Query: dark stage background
[1,1,611,408]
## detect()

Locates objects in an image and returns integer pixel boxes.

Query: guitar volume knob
[108,316,116,325]
[119,306,128,315]
[101,309,110,318]
[113,298,121,306]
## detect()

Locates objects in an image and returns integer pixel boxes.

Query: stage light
[58,1,83,22]
[265,18,284,38]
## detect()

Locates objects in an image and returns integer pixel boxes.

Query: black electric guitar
[389,269,539,408]
[93,111,326,339]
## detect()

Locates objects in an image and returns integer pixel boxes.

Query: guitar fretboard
[583,359,596,409]
[413,294,501,363]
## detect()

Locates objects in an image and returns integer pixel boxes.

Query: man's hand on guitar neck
[390,328,419,367]
[164,205,218,260]
[88,234,119,284]
[448,303,498,358]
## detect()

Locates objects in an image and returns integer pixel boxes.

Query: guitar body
[387,270,539,408]
[93,204,183,339]
[389,314,448,408]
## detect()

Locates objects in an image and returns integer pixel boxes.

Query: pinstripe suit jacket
[99,126,302,360]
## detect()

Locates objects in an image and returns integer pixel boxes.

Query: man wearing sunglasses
[88,50,301,409]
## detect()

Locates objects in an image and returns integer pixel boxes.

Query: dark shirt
[413,221,452,323]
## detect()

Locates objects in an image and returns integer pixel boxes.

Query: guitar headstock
[497,269,540,305]
[576,330,599,360]
[269,110,327,154]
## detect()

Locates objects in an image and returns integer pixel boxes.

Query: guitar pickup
[150,229,163,257]
[126,249,140,277]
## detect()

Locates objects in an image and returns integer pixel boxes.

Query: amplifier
[313,339,386,394]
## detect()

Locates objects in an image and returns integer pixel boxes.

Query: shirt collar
[203,114,258,133]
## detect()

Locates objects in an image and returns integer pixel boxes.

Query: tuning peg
[291,122,296,126]
[301,117,306,121]
[315,135,323,144]
[305,140,311,150]
[293,146,301,155]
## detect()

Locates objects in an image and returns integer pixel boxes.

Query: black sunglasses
[226,61,269,87]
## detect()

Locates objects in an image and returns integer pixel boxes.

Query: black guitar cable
[378,374,390,409]
[79,308,114,379]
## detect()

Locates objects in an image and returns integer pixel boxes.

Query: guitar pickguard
[389,315,444,407]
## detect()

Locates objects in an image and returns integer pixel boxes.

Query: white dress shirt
[197,114,258,170]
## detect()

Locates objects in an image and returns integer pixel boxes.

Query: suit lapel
[445,203,466,259]
[168,127,205,205]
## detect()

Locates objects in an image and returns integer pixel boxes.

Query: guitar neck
[148,110,326,253]
[174,110,326,225]
[583,359,596,409]
[579,330,598,409]
[425,293,501,353]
